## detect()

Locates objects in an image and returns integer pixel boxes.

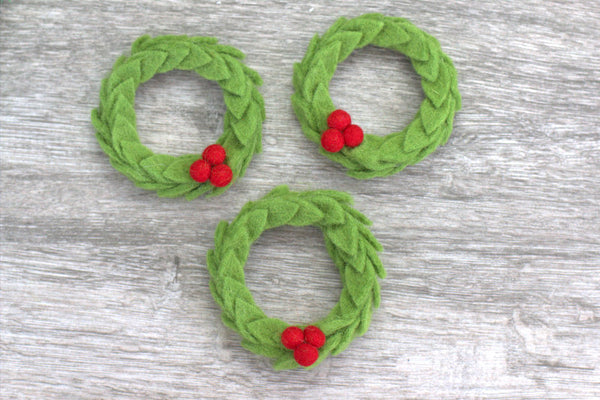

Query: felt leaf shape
[420,96,452,135]
[309,196,346,226]
[331,319,360,355]
[156,45,191,73]
[197,52,231,81]
[287,199,324,226]
[399,24,430,61]
[325,31,363,62]
[111,113,139,146]
[312,41,342,76]
[137,51,168,83]
[246,318,288,345]
[219,55,248,96]
[229,101,258,145]
[291,95,320,137]
[263,185,290,198]
[214,220,229,248]
[310,83,336,133]
[301,59,328,101]
[244,209,268,242]
[241,63,263,86]
[265,199,300,227]
[366,246,386,279]
[217,249,244,280]
[213,43,245,60]
[292,63,308,93]
[220,312,238,332]
[292,13,460,179]
[112,58,142,87]
[234,298,263,326]
[223,85,252,121]
[139,154,175,182]
[411,38,440,81]
[356,299,373,337]
[206,249,219,277]
[106,78,136,115]
[162,155,198,183]
[111,160,149,183]
[357,223,383,252]
[207,187,385,370]
[110,97,137,132]
[422,58,450,108]
[372,20,411,48]
[119,141,153,166]
[403,118,432,152]
[220,276,253,311]
[348,241,367,273]
[184,184,213,201]
[318,318,353,335]
[327,222,359,257]
[95,133,119,161]
[341,18,384,48]
[344,263,372,305]
[178,44,212,70]
[131,34,152,54]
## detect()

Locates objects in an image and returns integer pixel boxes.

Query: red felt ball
[281,326,304,350]
[209,164,233,187]
[202,144,226,165]
[327,109,351,131]
[303,326,326,348]
[343,124,364,147]
[321,128,345,153]
[189,159,211,183]
[293,343,319,367]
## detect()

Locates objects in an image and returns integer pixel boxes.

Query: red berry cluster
[321,109,364,153]
[281,325,326,367]
[189,144,233,187]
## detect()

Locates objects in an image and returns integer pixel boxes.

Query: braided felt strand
[292,13,461,179]
[91,35,265,199]
[207,185,385,370]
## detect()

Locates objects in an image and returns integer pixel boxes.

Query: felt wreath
[207,185,385,370]
[91,35,265,199]
[292,13,462,179]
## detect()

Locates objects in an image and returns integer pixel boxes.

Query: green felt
[207,185,385,370]
[292,13,462,179]
[91,35,265,199]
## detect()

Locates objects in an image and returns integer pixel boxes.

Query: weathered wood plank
[1,0,599,398]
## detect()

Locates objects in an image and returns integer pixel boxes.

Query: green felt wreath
[91,35,265,199]
[292,13,462,179]
[207,185,385,370]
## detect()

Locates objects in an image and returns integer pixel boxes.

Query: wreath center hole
[244,225,342,325]
[135,70,226,156]
[329,46,424,136]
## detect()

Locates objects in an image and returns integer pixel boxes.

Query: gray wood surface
[1,1,599,399]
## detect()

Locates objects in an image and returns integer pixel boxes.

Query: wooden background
[1,1,599,399]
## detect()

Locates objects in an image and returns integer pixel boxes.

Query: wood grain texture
[1,1,599,398]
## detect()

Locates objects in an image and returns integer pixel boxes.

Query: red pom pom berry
[303,326,325,348]
[327,109,351,131]
[202,144,227,166]
[293,343,319,367]
[209,164,233,187]
[189,159,211,183]
[321,128,345,153]
[343,124,364,148]
[281,326,304,350]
